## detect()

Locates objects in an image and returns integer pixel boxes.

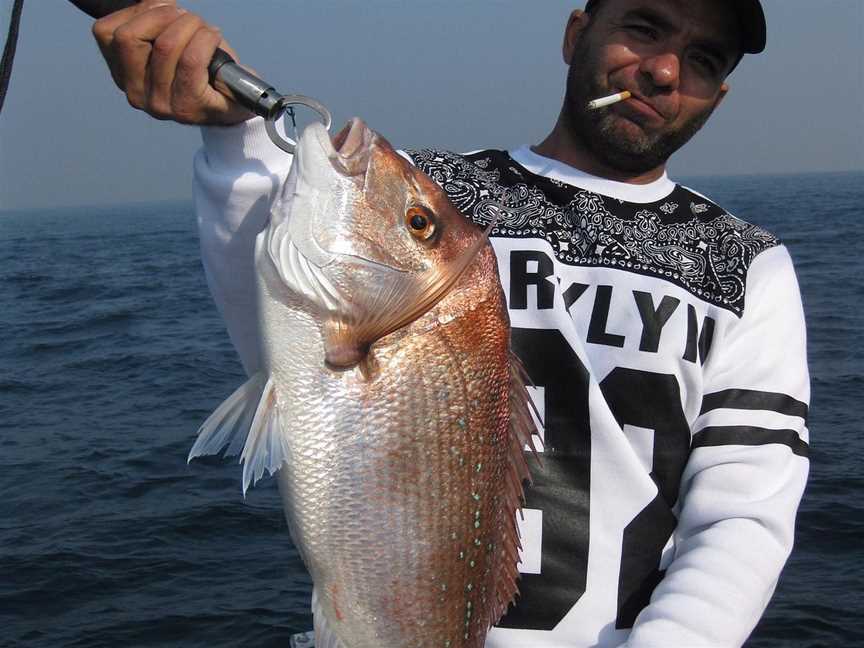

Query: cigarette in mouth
[587,90,632,110]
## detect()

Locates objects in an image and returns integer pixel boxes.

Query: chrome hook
[265,95,333,154]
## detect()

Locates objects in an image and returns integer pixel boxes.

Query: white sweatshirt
[194,118,810,648]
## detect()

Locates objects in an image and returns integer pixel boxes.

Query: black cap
[584,0,767,54]
[734,0,767,53]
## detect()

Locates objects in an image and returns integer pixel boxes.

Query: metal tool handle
[69,0,332,152]
[68,0,280,119]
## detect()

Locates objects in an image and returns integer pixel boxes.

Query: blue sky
[0,0,861,209]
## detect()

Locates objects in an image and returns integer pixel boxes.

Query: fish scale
[273,296,511,647]
[189,118,535,647]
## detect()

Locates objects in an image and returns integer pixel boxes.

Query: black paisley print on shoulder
[405,148,779,317]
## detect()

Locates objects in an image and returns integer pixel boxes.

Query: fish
[188,117,536,648]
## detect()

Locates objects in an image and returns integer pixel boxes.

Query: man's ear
[716,82,730,108]
[563,10,590,65]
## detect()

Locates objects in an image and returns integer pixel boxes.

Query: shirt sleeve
[193,117,295,376]
[626,245,810,647]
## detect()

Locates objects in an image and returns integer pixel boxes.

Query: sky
[0,0,861,210]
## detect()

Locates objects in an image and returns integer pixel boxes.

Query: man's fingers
[148,13,207,118]
[110,5,186,106]
[172,28,251,124]
[93,1,177,91]
[90,1,252,125]
[92,0,176,49]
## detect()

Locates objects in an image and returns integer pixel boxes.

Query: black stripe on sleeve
[700,389,809,421]
[692,426,810,458]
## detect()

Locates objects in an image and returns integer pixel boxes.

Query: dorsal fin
[490,349,540,624]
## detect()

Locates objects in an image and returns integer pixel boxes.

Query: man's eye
[690,53,719,77]
[627,24,659,40]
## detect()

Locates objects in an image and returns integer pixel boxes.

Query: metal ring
[265,95,333,154]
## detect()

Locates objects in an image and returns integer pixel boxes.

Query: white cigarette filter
[587,90,632,110]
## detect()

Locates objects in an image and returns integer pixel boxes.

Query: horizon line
[2,168,862,214]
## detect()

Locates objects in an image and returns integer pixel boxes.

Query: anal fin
[311,587,349,648]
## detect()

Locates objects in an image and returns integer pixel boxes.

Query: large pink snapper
[189,118,535,648]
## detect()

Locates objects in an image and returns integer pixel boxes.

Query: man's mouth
[616,90,668,124]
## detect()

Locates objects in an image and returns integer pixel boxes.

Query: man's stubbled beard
[563,33,718,174]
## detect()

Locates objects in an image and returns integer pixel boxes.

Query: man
[93,0,810,645]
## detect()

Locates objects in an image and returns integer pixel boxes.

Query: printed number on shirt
[498,328,690,631]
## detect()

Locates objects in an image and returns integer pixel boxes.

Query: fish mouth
[295,118,415,276]
[284,118,378,269]
[268,118,406,315]
[307,117,374,177]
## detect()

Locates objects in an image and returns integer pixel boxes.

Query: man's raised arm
[92,0,251,125]
[93,0,292,375]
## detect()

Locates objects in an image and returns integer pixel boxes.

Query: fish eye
[405,206,437,241]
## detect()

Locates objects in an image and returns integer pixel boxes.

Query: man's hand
[92,0,253,125]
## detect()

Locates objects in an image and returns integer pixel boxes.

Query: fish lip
[306,117,373,177]
[285,118,375,271]
[279,119,408,298]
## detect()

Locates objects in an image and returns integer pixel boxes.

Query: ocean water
[0,172,861,647]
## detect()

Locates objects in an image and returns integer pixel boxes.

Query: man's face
[563,0,742,173]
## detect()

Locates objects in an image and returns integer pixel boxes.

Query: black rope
[0,0,24,114]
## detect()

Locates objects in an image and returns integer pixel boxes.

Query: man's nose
[640,52,680,91]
